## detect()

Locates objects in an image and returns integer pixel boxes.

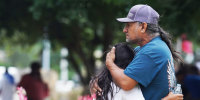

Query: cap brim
[116,18,135,22]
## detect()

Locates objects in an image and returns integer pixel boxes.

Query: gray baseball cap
[117,4,159,24]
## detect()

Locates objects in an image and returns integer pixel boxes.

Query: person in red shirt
[181,34,194,64]
[18,62,49,100]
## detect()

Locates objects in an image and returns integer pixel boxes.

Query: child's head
[114,43,135,69]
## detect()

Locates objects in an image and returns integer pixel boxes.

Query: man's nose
[123,27,128,33]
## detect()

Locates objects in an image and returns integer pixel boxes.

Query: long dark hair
[145,23,183,62]
[92,43,135,100]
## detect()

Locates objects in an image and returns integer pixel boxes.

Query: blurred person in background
[0,67,16,100]
[176,63,200,100]
[183,64,200,100]
[18,61,49,100]
[181,34,194,64]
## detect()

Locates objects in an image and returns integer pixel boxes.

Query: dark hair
[145,23,183,62]
[30,61,42,81]
[93,43,135,100]
[31,61,41,71]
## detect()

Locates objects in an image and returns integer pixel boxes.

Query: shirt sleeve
[124,54,160,87]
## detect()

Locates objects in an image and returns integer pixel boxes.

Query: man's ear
[141,22,147,33]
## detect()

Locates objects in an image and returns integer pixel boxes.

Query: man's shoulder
[139,40,171,61]
[141,41,168,53]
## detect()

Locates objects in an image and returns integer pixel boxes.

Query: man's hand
[89,78,102,95]
[162,92,183,100]
[106,47,116,69]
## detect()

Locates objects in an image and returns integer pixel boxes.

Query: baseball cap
[117,4,159,24]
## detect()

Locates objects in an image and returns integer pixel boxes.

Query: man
[18,62,49,100]
[91,4,183,100]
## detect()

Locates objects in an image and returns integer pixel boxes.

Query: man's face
[123,22,142,44]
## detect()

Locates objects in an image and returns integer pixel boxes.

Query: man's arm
[106,47,138,90]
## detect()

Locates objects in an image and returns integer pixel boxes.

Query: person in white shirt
[0,67,16,100]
